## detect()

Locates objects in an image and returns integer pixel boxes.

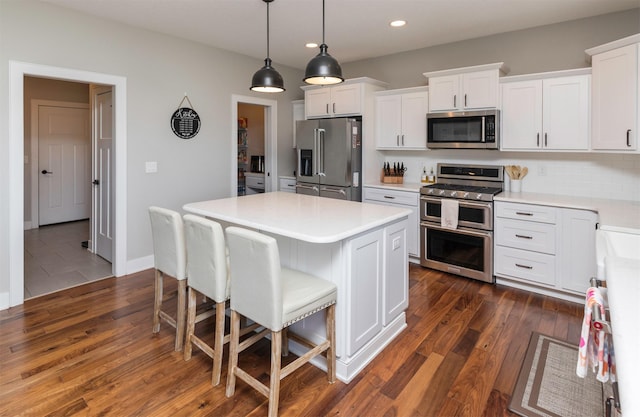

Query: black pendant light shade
[303,0,343,85]
[251,0,285,92]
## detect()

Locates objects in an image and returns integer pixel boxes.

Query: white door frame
[231,95,277,195]
[29,99,90,229]
[8,60,127,307]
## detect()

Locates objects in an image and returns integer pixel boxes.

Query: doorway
[8,61,127,308]
[237,103,266,196]
[231,95,278,197]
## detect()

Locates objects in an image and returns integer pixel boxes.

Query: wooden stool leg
[152,270,163,333]
[225,310,241,397]
[326,304,336,383]
[281,327,289,357]
[211,301,226,386]
[183,287,196,361]
[175,279,187,351]
[268,329,283,417]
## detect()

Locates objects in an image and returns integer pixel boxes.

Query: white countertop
[183,192,411,244]
[605,255,640,417]
[495,191,640,232]
[364,182,423,193]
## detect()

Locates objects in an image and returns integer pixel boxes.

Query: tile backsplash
[380,150,640,202]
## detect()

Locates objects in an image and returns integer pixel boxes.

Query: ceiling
[41,0,638,70]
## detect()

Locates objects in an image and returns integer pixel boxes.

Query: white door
[93,87,114,262]
[38,106,91,225]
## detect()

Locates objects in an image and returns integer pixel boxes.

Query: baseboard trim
[0,292,10,311]
[126,255,154,275]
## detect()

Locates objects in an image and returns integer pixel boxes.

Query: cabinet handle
[544,132,548,147]
[397,135,400,146]
[537,133,540,147]
[453,94,457,108]
[515,211,533,216]
[384,195,396,199]
[627,129,632,147]
[464,94,467,107]
[333,103,336,114]
[401,134,405,146]
[515,234,533,239]
[326,103,329,114]
[515,263,533,270]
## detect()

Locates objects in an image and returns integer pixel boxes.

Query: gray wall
[0,0,638,302]
[342,9,640,88]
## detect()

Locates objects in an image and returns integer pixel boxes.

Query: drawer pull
[384,196,395,199]
[515,211,533,216]
[515,234,533,240]
[515,263,533,270]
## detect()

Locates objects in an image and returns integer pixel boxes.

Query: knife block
[380,169,404,184]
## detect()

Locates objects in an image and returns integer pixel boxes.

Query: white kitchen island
[183,192,411,383]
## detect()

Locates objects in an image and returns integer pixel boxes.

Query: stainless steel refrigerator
[296,118,362,201]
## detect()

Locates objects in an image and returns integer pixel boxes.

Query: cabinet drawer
[496,218,556,254]
[279,177,296,193]
[495,201,557,224]
[363,187,418,206]
[246,176,265,189]
[495,246,556,287]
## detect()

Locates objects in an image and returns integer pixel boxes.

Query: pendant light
[251,0,285,92]
[303,0,344,85]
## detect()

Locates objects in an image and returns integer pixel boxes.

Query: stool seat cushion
[281,268,337,328]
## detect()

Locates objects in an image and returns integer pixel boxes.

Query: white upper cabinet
[375,87,428,149]
[424,63,507,112]
[501,71,590,151]
[303,78,387,119]
[587,39,639,151]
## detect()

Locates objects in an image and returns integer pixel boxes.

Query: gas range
[420,163,504,201]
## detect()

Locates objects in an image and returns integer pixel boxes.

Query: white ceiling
[42,0,639,70]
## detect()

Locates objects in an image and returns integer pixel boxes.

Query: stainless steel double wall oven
[420,164,503,283]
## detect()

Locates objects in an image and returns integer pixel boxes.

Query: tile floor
[24,220,113,299]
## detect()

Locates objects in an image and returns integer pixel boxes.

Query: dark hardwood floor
[0,264,584,416]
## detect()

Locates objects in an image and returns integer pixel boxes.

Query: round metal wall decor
[171,107,201,139]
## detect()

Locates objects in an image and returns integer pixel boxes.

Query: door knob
[41,169,52,174]
[92,179,100,185]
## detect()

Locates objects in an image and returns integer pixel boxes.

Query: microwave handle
[481,116,486,143]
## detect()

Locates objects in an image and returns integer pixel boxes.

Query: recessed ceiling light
[305,42,318,48]
[390,20,406,28]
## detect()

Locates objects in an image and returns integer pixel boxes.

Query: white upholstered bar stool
[182,214,230,386]
[148,206,188,351]
[225,226,337,417]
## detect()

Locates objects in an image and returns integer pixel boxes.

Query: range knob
[427,188,434,194]
[476,194,483,200]
[438,189,446,196]
[462,192,470,199]
[449,191,457,197]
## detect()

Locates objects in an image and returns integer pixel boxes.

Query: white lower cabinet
[494,201,597,301]
[363,186,419,258]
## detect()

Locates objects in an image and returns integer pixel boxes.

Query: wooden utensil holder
[381,169,404,184]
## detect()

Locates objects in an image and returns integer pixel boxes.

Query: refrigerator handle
[317,128,326,177]
[313,128,318,176]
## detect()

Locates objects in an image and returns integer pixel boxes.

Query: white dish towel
[441,199,459,229]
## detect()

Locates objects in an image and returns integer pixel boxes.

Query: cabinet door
[543,75,590,150]
[292,100,305,148]
[559,209,597,294]
[591,44,638,150]
[347,229,383,356]
[429,75,460,112]
[383,220,408,325]
[400,91,428,148]
[462,70,498,109]
[305,88,331,118]
[501,80,543,150]
[375,95,402,148]
[331,83,361,116]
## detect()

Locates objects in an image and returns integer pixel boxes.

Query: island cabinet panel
[383,220,409,325]
[346,229,383,356]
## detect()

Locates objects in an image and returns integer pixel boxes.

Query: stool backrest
[183,214,229,303]
[226,227,282,330]
[148,206,187,280]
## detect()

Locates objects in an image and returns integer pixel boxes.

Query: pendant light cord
[266,1,270,59]
[322,0,325,44]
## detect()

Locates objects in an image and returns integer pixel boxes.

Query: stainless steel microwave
[427,110,499,149]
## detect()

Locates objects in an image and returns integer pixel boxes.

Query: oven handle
[421,221,493,238]
[420,196,493,210]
